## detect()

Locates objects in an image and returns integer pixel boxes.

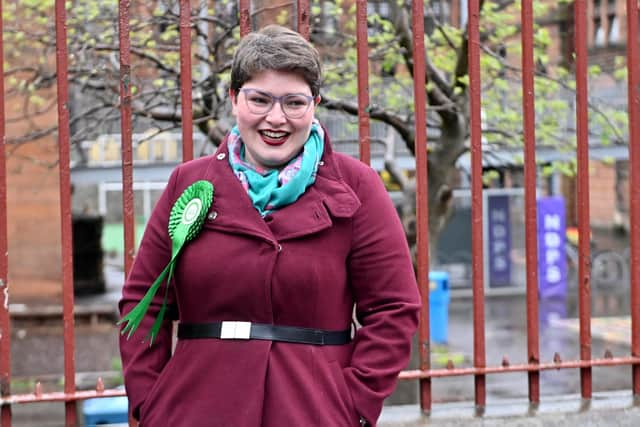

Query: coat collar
[201,131,361,242]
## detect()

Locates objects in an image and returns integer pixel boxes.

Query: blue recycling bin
[82,393,129,426]
[429,271,450,344]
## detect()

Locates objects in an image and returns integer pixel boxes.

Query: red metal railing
[627,0,640,396]
[119,0,135,278]
[355,0,371,165]
[574,0,594,400]
[179,0,194,163]
[0,1,640,426]
[521,0,541,405]
[467,0,487,412]
[54,0,77,423]
[0,1,9,425]
[401,0,640,413]
[118,4,135,425]
[410,0,431,413]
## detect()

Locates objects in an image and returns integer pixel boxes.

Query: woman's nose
[265,100,287,124]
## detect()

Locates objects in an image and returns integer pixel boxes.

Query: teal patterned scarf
[227,120,324,216]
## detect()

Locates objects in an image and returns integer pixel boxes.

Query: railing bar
[398,356,640,379]
[574,0,593,400]
[297,0,310,39]
[626,0,640,397]
[411,0,431,414]
[467,0,486,411]
[355,0,370,165]
[0,0,11,423]
[118,4,136,425]
[180,0,194,162]
[521,0,540,405]
[6,350,639,404]
[239,0,251,37]
[119,0,136,277]
[1,389,127,405]
[54,0,77,424]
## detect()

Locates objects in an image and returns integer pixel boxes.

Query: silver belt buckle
[220,321,252,339]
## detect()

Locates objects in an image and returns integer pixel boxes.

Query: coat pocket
[137,353,180,423]
[328,360,360,427]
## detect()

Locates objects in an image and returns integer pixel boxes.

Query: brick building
[558,0,635,229]
[5,87,64,302]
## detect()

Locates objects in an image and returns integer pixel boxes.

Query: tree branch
[481,44,627,144]
[319,95,415,154]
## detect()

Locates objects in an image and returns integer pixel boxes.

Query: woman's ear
[314,95,321,105]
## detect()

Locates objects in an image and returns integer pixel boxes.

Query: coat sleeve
[118,166,180,420]
[344,165,421,426]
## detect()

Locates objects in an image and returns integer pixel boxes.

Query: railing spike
[96,377,105,393]
[34,382,42,397]
[502,356,510,367]
[553,352,562,364]
[604,349,613,359]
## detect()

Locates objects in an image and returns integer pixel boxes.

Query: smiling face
[230,70,319,170]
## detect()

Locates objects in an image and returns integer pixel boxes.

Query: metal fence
[0,0,639,426]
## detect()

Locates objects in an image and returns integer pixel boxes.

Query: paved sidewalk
[551,315,631,346]
[380,390,640,426]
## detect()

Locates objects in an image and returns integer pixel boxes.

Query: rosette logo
[182,198,202,225]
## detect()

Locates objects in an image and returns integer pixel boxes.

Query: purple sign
[488,195,511,287]
[537,197,567,298]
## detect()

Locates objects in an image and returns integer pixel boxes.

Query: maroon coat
[119,133,421,427]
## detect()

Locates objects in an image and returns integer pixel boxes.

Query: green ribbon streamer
[118,180,214,345]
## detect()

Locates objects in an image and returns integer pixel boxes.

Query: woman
[119,25,420,427]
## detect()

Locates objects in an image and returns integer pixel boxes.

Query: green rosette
[118,180,214,345]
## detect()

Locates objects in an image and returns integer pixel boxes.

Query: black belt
[177,321,351,346]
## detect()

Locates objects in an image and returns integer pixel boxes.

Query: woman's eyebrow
[243,88,311,97]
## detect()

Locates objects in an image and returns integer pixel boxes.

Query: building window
[367,0,392,37]
[608,16,620,44]
[367,0,391,19]
[592,0,622,47]
[313,0,338,39]
[425,0,451,35]
[593,0,605,46]
[75,131,212,167]
[606,0,619,44]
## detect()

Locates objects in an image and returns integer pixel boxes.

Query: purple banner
[537,197,567,298]
[488,194,511,287]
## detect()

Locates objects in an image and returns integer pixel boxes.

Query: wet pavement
[388,290,633,406]
[7,261,638,425]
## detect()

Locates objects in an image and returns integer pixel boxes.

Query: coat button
[276,243,282,252]
[216,153,226,160]
[207,211,218,221]
[318,160,325,166]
